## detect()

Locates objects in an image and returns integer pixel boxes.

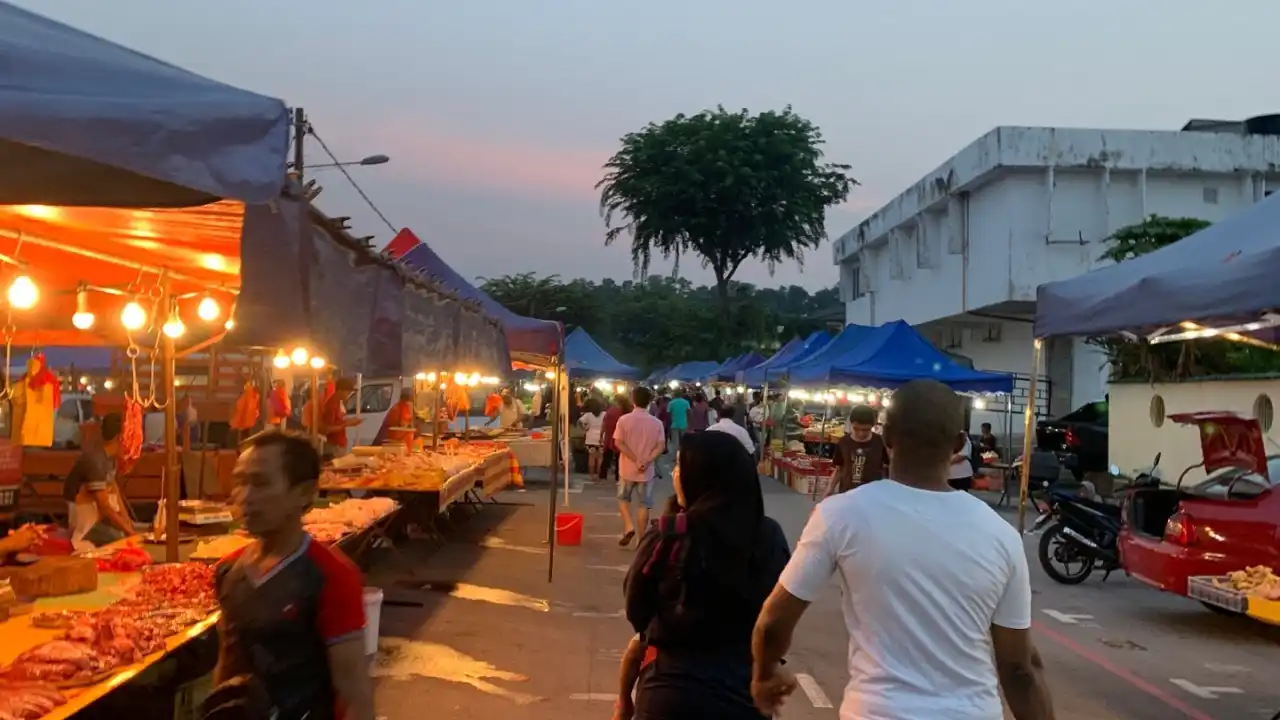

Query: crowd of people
[597,378,1053,720]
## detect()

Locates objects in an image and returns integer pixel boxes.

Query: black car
[1035,401,1108,480]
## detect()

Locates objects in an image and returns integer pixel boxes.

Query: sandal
[618,530,635,547]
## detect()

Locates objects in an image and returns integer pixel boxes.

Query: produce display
[188,497,399,559]
[1214,565,1280,600]
[0,563,214,717]
[319,445,505,492]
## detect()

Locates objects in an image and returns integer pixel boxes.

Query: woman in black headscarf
[617,431,790,720]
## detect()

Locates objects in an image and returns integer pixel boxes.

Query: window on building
[840,261,864,301]
[1203,187,1219,205]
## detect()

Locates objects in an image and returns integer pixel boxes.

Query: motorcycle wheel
[1038,523,1095,585]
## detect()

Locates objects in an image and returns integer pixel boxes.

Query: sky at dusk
[17,1,1280,291]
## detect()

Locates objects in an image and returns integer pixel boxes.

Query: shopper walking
[580,398,605,479]
[824,404,889,498]
[667,390,690,450]
[214,432,374,720]
[613,387,664,547]
[600,394,627,482]
[619,431,790,720]
[707,405,755,455]
[751,379,1054,720]
[688,392,711,432]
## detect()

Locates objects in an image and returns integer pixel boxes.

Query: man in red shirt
[598,394,628,482]
[320,378,361,457]
[215,432,373,720]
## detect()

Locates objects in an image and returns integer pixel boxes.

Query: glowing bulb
[972,398,986,410]
[616,384,626,394]
[224,318,235,331]
[736,385,746,394]
[290,347,309,366]
[544,370,555,379]
[309,356,326,370]
[272,349,290,369]
[668,380,678,389]
[103,379,114,390]
[162,316,186,338]
[79,376,89,385]
[426,372,437,383]
[120,301,147,331]
[197,295,220,321]
[72,288,95,329]
[415,372,427,380]
[7,275,37,309]
[469,373,480,386]
[454,372,466,385]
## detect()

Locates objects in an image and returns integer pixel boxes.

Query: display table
[769,452,834,498]
[499,436,552,468]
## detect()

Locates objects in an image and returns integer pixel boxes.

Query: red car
[1119,454,1280,607]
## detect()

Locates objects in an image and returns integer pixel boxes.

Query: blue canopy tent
[643,366,671,385]
[563,327,639,381]
[823,321,1014,394]
[665,360,722,383]
[740,332,831,386]
[0,1,289,207]
[785,325,879,386]
[386,229,559,366]
[714,352,765,382]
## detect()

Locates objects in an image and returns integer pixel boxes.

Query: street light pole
[293,107,307,181]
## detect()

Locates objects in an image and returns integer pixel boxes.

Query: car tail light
[1064,428,1079,449]
[1164,511,1195,546]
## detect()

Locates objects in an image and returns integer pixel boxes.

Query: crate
[1187,575,1249,613]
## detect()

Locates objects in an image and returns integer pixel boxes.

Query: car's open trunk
[1128,487,1182,538]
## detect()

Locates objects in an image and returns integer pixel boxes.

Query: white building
[833,121,1280,431]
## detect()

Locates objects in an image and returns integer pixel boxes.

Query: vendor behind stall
[384,388,416,449]
[320,378,361,457]
[64,412,136,550]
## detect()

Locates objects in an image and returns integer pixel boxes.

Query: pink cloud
[357,117,611,201]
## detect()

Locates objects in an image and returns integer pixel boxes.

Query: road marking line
[794,673,833,708]
[479,537,545,554]
[586,534,618,539]
[586,565,629,572]
[1040,609,1094,625]
[1169,678,1244,700]
[573,611,624,618]
[1032,622,1217,720]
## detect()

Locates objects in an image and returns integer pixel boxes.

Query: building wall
[1110,378,1280,487]
[841,167,1280,327]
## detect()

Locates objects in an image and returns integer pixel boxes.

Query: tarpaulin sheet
[402,285,457,372]
[1036,193,1280,338]
[823,321,1014,394]
[564,327,640,380]
[0,1,288,207]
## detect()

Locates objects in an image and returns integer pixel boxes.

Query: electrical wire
[307,127,398,236]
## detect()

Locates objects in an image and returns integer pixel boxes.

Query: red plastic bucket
[555,512,584,546]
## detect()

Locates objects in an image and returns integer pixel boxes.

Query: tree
[1092,215,1280,380]
[596,106,855,328]
[478,272,838,371]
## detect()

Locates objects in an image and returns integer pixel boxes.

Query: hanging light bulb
[7,275,37,310]
[468,373,481,386]
[162,304,186,338]
[290,346,309,366]
[197,294,220,322]
[120,300,147,331]
[272,349,290,369]
[426,372,437,383]
[224,318,235,331]
[72,287,95,330]
[453,372,466,385]
[309,356,326,370]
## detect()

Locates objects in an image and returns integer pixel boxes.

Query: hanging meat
[117,396,143,476]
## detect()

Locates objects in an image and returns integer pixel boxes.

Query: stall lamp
[414,372,428,380]
[290,347,309,366]
[616,384,627,394]
[544,370,556,379]
[849,393,864,403]
[469,373,481,386]
[224,318,235,331]
[103,379,114,390]
[882,398,892,408]
[973,398,986,410]
[78,375,88,385]
[426,372,437,383]
[197,294,221,322]
[736,385,746,394]
[522,383,539,392]
[454,372,466,385]
[668,380,678,389]
[272,349,290,369]
[309,356,326,370]
[72,287,95,330]
[121,300,147,331]
[7,275,37,310]
[162,306,186,338]
[868,394,878,404]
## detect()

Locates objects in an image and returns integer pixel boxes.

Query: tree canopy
[596,106,854,327]
[478,272,840,371]
[1094,215,1280,380]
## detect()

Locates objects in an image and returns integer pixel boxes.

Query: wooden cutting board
[0,556,98,598]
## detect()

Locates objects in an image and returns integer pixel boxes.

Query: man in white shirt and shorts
[751,379,1054,720]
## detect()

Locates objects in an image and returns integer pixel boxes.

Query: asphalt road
[364,466,1280,720]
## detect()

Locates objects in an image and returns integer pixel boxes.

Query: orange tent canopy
[0,202,244,346]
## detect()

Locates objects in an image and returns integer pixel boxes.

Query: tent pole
[1016,339,1044,534]
[562,371,571,507]
[547,351,565,582]
[161,280,180,563]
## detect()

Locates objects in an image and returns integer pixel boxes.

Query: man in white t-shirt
[750,379,1054,720]
[707,405,755,454]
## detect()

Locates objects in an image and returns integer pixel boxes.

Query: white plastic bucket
[363,587,384,656]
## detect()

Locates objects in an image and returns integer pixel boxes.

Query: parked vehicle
[1035,400,1108,480]
[1033,481,1124,584]
[1119,452,1280,613]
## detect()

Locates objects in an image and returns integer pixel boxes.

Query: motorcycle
[1030,462,1155,586]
